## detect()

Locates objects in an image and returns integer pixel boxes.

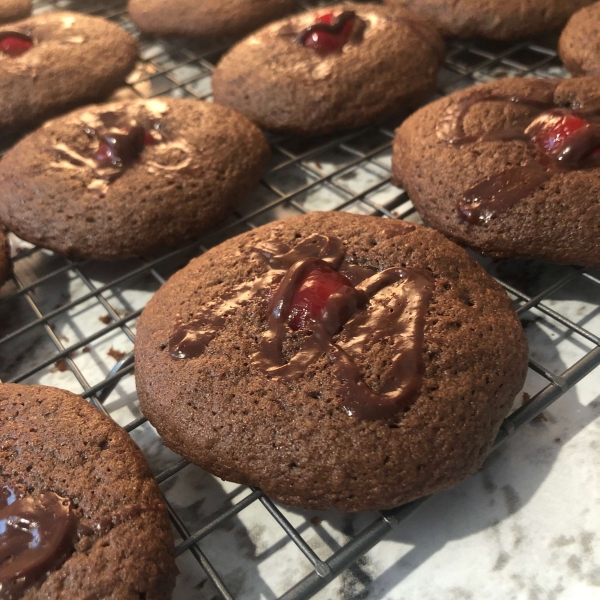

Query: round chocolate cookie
[135,211,528,512]
[393,77,600,268]
[0,0,31,25]
[0,98,270,259]
[559,1,600,75]
[0,229,10,288]
[0,11,137,131]
[212,3,444,135]
[129,0,297,39]
[0,383,177,599]
[385,0,594,40]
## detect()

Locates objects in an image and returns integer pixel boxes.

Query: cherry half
[288,262,353,331]
[525,109,600,167]
[296,11,356,55]
[0,31,33,57]
[93,124,152,168]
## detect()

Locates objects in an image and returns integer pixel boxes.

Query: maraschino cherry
[525,109,600,166]
[0,32,33,57]
[93,124,151,168]
[288,262,353,330]
[297,11,356,55]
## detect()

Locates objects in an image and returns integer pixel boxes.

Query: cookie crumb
[52,358,69,372]
[310,516,322,527]
[99,315,112,325]
[521,392,531,405]
[107,347,126,362]
[532,412,548,423]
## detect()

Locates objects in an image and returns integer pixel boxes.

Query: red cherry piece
[300,11,356,54]
[143,131,157,146]
[93,142,113,165]
[0,32,33,57]
[526,110,589,155]
[288,263,353,331]
[316,12,335,24]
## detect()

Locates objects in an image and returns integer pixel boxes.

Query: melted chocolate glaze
[0,486,77,600]
[458,166,552,225]
[169,233,434,421]
[58,112,157,183]
[437,82,600,224]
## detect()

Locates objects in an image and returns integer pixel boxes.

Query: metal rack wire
[1,1,599,598]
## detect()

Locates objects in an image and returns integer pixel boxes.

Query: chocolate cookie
[393,77,600,268]
[559,2,600,75]
[0,229,10,287]
[135,211,528,512]
[212,3,444,135]
[0,11,137,131]
[0,383,177,599]
[0,98,270,259]
[386,0,594,40]
[0,0,30,25]
[129,0,297,39]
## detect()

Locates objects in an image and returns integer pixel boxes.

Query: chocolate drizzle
[436,82,600,224]
[169,233,434,420]
[458,166,552,225]
[0,485,77,600]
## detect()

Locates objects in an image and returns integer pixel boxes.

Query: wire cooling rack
[1,1,599,598]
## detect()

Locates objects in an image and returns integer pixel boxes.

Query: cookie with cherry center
[128,0,297,40]
[559,1,600,76]
[0,11,137,131]
[0,383,177,599]
[212,3,445,135]
[135,211,528,512]
[0,98,270,259]
[392,76,600,268]
[0,0,30,25]
[385,0,594,40]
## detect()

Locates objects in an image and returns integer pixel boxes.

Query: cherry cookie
[135,212,528,512]
[0,98,270,259]
[0,383,177,599]
[0,229,10,288]
[0,11,137,131]
[559,2,600,76]
[0,0,30,25]
[386,0,593,40]
[393,77,600,268]
[212,3,444,135]
[129,0,296,40]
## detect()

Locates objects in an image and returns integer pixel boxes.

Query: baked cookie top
[385,0,594,40]
[129,0,296,39]
[135,211,528,512]
[0,383,177,600]
[0,11,137,130]
[393,77,600,268]
[0,98,270,259]
[0,0,31,25]
[212,3,444,135]
[559,1,600,76]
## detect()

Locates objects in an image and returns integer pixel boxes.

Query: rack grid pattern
[1,1,599,598]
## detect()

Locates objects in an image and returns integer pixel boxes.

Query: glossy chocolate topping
[0,485,77,600]
[437,82,600,224]
[458,166,552,225]
[170,234,434,420]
